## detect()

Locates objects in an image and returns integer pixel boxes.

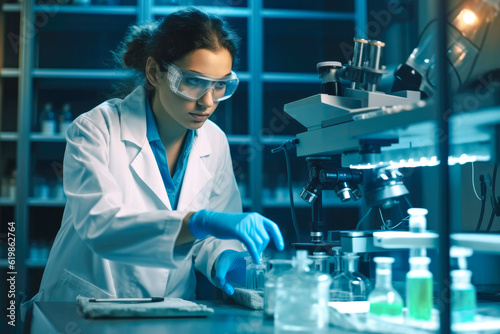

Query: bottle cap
[408,208,428,230]
[409,256,431,270]
[374,257,395,264]
[451,269,472,285]
[450,246,473,270]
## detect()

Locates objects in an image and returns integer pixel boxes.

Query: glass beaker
[330,253,371,301]
[368,257,403,318]
[245,255,268,290]
[264,259,292,318]
[275,250,331,334]
[309,252,330,273]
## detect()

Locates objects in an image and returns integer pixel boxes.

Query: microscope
[285,37,419,255]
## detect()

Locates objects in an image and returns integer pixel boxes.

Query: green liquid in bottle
[452,288,476,323]
[407,276,433,321]
[369,301,404,317]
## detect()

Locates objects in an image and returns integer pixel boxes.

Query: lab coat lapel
[119,86,172,210]
[177,129,213,211]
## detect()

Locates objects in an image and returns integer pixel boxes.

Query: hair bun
[121,24,156,72]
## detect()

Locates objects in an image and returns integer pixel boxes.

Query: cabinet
[0,0,367,321]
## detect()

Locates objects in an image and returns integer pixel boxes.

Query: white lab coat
[24,86,244,310]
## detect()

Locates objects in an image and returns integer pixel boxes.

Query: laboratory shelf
[0,197,16,206]
[262,72,318,83]
[28,198,66,207]
[30,133,66,142]
[1,3,20,12]
[0,68,20,78]
[241,198,252,207]
[152,6,250,18]
[260,135,297,145]
[27,258,48,268]
[32,68,132,79]
[451,233,500,254]
[227,135,252,145]
[34,5,137,15]
[261,8,355,20]
[0,132,18,141]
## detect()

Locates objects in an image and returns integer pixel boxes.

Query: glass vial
[368,257,403,318]
[264,259,292,318]
[408,208,428,258]
[451,269,476,323]
[59,102,73,135]
[245,256,267,291]
[275,250,331,334]
[406,256,433,322]
[40,103,57,135]
[330,253,371,301]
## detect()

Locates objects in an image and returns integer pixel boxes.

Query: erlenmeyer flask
[330,253,371,301]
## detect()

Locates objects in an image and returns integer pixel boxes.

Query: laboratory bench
[29,300,363,334]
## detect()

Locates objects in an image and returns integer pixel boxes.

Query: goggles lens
[165,62,239,102]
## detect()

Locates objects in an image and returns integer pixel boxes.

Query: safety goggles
[162,62,239,102]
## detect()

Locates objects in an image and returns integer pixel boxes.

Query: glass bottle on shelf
[263,259,292,318]
[330,253,371,301]
[40,103,57,135]
[275,250,331,334]
[368,257,403,318]
[451,269,476,324]
[59,103,73,135]
[406,256,433,322]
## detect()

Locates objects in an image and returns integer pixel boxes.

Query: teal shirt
[145,97,194,210]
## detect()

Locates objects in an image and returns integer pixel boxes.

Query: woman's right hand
[188,210,284,264]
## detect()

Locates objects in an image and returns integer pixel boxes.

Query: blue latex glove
[189,210,284,264]
[213,250,247,295]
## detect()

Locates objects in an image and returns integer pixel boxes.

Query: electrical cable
[486,207,495,232]
[475,174,487,232]
[355,207,373,230]
[271,139,301,243]
[404,196,413,209]
[492,164,498,216]
[471,162,482,201]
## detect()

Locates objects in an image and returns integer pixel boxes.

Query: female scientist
[25,7,284,308]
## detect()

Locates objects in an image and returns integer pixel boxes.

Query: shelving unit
[0,0,368,325]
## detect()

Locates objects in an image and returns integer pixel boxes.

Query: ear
[145,56,162,86]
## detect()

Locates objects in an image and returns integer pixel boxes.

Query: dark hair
[112,7,240,97]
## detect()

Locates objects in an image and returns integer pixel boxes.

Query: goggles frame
[161,61,239,102]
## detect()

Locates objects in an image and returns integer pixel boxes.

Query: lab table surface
[30,300,361,334]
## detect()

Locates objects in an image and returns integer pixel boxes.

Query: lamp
[391,0,500,97]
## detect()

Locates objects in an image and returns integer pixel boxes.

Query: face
[151,48,233,131]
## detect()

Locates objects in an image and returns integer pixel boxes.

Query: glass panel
[3,13,20,68]
[263,0,354,12]
[230,143,250,202]
[262,82,316,136]
[33,78,118,133]
[37,14,135,69]
[0,142,16,199]
[264,18,355,73]
[1,78,18,132]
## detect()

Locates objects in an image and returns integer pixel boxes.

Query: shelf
[32,68,132,79]
[26,258,48,268]
[28,197,66,207]
[262,73,318,83]
[260,135,297,145]
[30,133,66,142]
[242,198,252,207]
[227,135,251,145]
[34,5,137,15]
[261,9,355,20]
[0,68,20,78]
[0,132,18,141]
[0,197,16,206]
[152,6,251,17]
[1,3,20,12]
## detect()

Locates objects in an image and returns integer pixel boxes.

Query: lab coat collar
[119,86,213,210]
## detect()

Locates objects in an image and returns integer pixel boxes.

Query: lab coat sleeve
[192,133,245,284]
[63,116,184,268]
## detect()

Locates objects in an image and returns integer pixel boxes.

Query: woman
[25,7,284,309]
